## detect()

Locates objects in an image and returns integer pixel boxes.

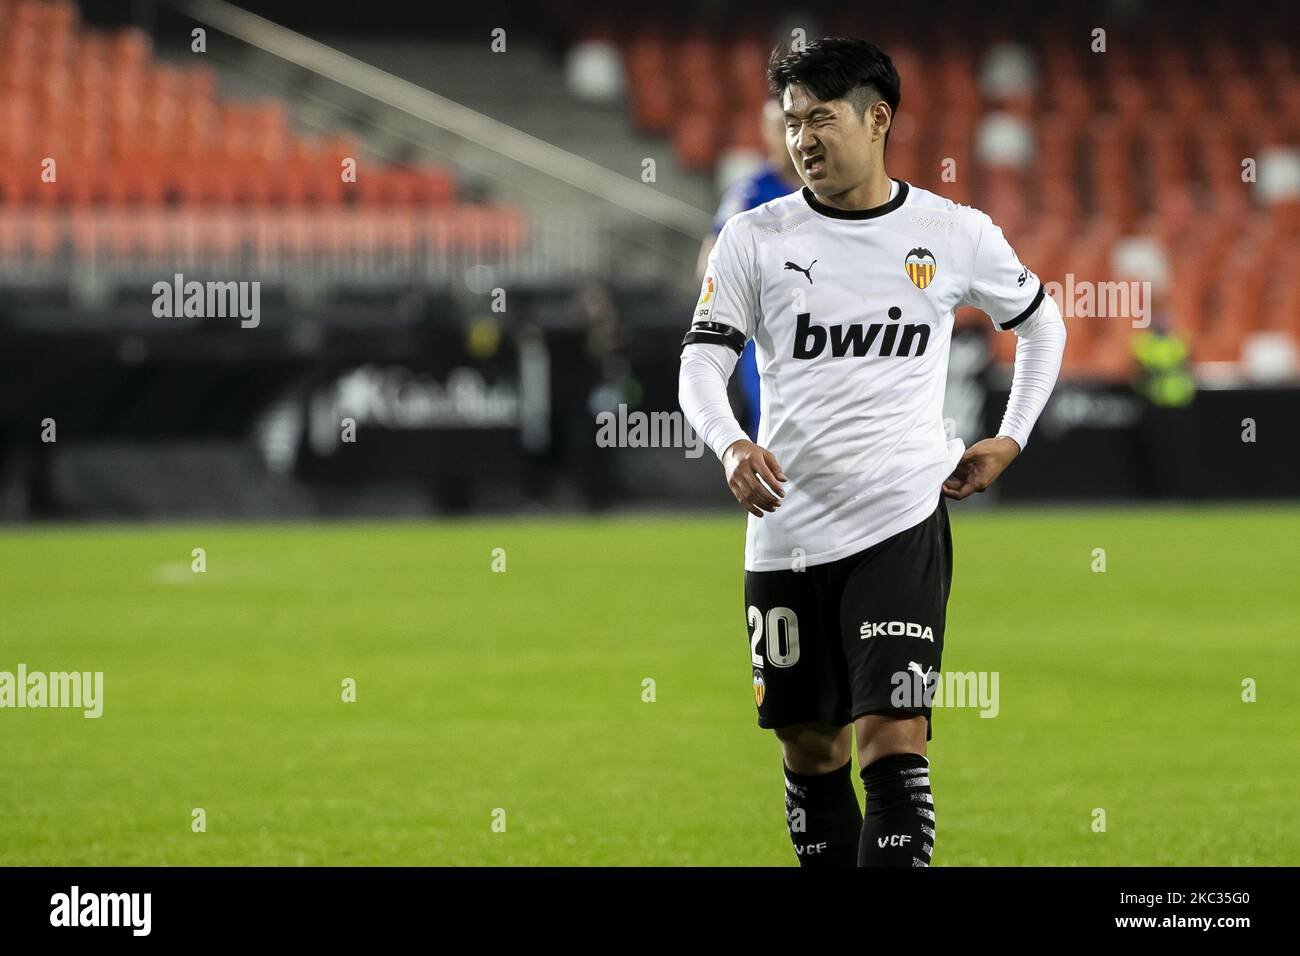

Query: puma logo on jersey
[783,259,817,283]
[794,307,930,360]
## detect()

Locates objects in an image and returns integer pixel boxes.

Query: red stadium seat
[672,111,717,171]
[0,0,1290,379]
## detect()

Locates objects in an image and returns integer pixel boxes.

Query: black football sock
[857,752,935,866]
[782,759,863,866]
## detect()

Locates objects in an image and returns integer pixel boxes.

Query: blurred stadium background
[1,0,1297,517]
[0,0,1296,866]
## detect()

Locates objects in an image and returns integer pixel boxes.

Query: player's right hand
[721,440,787,517]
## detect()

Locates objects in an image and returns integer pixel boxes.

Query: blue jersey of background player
[696,100,804,439]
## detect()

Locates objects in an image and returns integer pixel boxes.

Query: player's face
[782,85,876,194]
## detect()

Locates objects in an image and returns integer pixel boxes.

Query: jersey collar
[801,178,909,220]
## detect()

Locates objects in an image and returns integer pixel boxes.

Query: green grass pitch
[0,506,1295,865]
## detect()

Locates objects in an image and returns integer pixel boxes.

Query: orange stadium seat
[605,21,1294,374]
[613,19,1294,374]
[0,0,485,280]
[672,112,717,172]
[0,2,1293,374]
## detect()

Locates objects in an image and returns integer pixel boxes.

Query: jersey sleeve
[681,217,759,355]
[962,213,1046,331]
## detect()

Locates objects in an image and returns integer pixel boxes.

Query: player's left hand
[942,436,1021,500]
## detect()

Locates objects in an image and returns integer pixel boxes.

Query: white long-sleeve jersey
[679,178,1065,572]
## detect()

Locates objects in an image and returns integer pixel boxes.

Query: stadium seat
[0,1,1291,376]
[0,0,490,281]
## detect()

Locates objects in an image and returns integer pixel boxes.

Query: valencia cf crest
[753,671,766,707]
[905,248,937,290]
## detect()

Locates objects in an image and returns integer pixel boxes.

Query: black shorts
[743,496,953,741]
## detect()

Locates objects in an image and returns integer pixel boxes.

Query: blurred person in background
[696,99,805,440]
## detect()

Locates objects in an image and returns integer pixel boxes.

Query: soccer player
[678,37,1066,866]
[697,99,806,440]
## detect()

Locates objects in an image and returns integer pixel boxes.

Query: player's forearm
[679,345,750,461]
[996,292,1066,451]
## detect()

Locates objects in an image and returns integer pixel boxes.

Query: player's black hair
[767,37,901,146]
